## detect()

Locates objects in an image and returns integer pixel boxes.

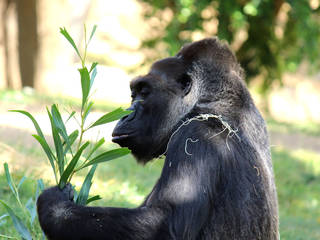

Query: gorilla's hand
[37,184,74,233]
[38,184,74,205]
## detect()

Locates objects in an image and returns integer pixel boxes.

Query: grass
[267,118,320,136]
[273,148,320,239]
[1,91,320,239]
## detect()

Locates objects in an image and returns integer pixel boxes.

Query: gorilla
[37,38,279,240]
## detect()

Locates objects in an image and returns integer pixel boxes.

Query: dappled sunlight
[71,174,146,206]
[290,149,320,174]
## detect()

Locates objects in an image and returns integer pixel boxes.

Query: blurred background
[0,0,319,239]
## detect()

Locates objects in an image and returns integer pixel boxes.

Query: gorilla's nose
[121,109,136,122]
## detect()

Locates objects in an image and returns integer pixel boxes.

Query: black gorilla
[37,38,279,240]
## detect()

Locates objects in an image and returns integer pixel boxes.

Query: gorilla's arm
[37,187,171,240]
[37,130,215,240]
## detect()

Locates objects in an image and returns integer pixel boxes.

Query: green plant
[1,25,131,238]
[0,163,45,239]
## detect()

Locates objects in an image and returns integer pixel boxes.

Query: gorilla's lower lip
[112,134,130,142]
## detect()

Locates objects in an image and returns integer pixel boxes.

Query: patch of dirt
[270,131,320,154]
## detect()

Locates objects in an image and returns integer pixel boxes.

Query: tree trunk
[15,0,38,88]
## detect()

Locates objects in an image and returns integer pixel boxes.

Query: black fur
[37,38,279,240]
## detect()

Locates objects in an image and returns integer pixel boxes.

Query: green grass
[0,172,44,238]
[273,148,320,239]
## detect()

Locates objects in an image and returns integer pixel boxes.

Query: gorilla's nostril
[122,111,135,122]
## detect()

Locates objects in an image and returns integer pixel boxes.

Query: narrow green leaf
[0,200,32,240]
[79,67,91,110]
[88,25,97,43]
[81,148,130,169]
[9,110,45,139]
[62,130,79,146]
[90,66,97,88]
[4,163,17,197]
[51,104,73,155]
[89,108,132,129]
[60,27,81,60]
[47,109,64,177]
[25,198,36,224]
[83,101,94,121]
[76,164,97,205]
[36,179,44,200]
[68,130,79,145]
[14,109,57,174]
[59,142,90,189]
[89,62,98,73]
[66,111,76,124]
[17,176,26,190]
[37,179,45,191]
[86,195,102,205]
[32,135,57,183]
[51,104,68,140]
[86,138,105,160]
[63,130,79,155]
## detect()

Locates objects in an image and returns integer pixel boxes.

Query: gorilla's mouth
[112,132,136,145]
[112,134,129,142]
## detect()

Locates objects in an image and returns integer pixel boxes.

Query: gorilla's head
[112,38,248,163]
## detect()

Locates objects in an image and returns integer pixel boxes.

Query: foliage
[0,163,44,239]
[142,0,320,91]
[0,26,131,238]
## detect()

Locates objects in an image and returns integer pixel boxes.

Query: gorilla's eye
[140,88,150,98]
[177,73,191,89]
[177,73,192,95]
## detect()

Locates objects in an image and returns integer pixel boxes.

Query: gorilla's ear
[177,73,192,96]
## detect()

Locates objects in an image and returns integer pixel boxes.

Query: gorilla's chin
[131,151,153,165]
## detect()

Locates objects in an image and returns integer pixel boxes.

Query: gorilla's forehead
[150,57,185,80]
[151,57,184,73]
[130,57,185,88]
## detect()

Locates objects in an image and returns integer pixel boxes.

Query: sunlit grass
[273,147,320,239]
